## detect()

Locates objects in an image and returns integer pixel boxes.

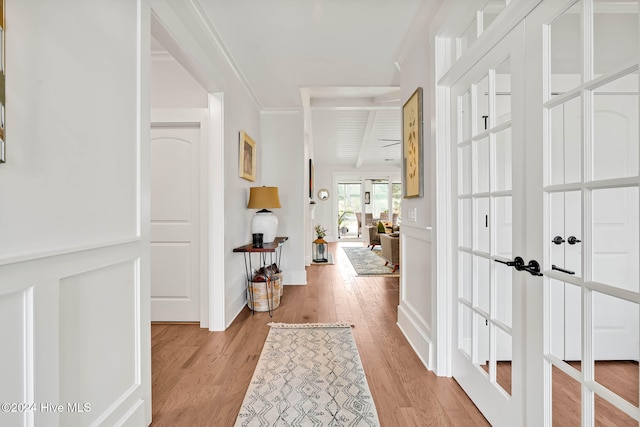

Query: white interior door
[150,124,200,322]
[450,22,527,426]
[527,0,640,424]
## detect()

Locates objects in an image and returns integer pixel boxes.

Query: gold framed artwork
[402,87,423,198]
[239,131,256,181]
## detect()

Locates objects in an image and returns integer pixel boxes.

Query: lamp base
[251,211,278,243]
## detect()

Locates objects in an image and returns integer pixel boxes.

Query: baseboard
[226,290,247,328]
[397,304,433,371]
[283,269,307,285]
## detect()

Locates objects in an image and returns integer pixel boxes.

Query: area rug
[342,247,399,276]
[235,323,380,427]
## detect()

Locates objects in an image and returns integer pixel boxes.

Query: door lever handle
[567,236,581,245]
[552,265,575,275]
[552,236,565,245]
[522,259,543,276]
[495,256,524,268]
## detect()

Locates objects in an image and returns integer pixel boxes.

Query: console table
[233,236,288,315]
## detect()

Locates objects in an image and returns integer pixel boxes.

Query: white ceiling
[156,0,438,167]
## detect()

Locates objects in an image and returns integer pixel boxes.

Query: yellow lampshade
[247,186,281,209]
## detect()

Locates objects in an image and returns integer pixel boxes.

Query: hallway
[151,242,489,426]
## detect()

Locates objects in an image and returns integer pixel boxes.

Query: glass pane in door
[592,72,639,181]
[494,128,512,191]
[592,291,639,405]
[495,262,512,328]
[549,1,583,98]
[594,394,638,426]
[549,97,581,186]
[495,59,511,125]
[591,187,639,292]
[594,0,639,77]
[552,366,581,425]
[476,75,490,134]
[495,327,512,395]
[476,137,490,193]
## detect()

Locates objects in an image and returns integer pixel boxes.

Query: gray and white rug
[235,323,380,426]
[342,247,399,277]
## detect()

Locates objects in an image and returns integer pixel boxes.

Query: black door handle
[495,256,524,268]
[522,259,543,276]
[567,236,581,245]
[552,236,565,245]
[552,265,575,275]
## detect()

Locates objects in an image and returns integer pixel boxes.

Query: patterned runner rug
[235,323,380,426]
[342,247,399,277]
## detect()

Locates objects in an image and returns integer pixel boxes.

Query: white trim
[397,310,433,371]
[189,0,262,109]
[208,93,226,331]
[435,37,453,377]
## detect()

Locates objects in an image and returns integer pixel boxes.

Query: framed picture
[309,159,314,199]
[364,191,370,205]
[239,131,256,181]
[402,87,423,198]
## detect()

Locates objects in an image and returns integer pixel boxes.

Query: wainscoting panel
[0,240,149,427]
[397,224,433,370]
[59,261,139,426]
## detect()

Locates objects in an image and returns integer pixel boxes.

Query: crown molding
[188,0,263,109]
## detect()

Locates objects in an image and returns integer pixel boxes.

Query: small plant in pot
[314,224,327,241]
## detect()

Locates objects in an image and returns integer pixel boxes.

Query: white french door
[527,0,640,424]
[449,1,640,425]
[451,22,528,426]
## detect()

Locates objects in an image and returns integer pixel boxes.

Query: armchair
[380,234,400,273]
[364,225,381,250]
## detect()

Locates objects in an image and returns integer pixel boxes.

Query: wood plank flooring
[151,242,489,426]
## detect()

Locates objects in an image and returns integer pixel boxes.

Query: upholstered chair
[364,225,381,250]
[380,234,400,272]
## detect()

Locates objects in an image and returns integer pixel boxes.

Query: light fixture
[247,186,281,243]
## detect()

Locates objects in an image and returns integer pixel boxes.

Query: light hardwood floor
[151,242,489,426]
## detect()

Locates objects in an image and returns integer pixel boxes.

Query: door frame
[151,106,225,330]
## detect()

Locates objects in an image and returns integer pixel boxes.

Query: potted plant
[337,210,352,238]
[314,224,327,240]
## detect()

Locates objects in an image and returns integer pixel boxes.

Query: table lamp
[247,186,281,243]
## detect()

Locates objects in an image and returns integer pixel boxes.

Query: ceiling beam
[310,97,400,110]
[355,111,378,169]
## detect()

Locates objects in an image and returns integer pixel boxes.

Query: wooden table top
[232,236,288,253]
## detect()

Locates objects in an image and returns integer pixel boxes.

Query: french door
[451,22,528,426]
[450,1,640,425]
[528,0,640,425]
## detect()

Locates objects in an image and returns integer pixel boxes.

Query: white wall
[0,0,151,425]
[397,20,437,370]
[261,111,307,284]
[151,55,208,108]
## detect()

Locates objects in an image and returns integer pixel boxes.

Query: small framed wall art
[402,87,423,198]
[239,131,256,181]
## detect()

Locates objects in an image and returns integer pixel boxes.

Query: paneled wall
[0,242,146,426]
[0,1,151,425]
